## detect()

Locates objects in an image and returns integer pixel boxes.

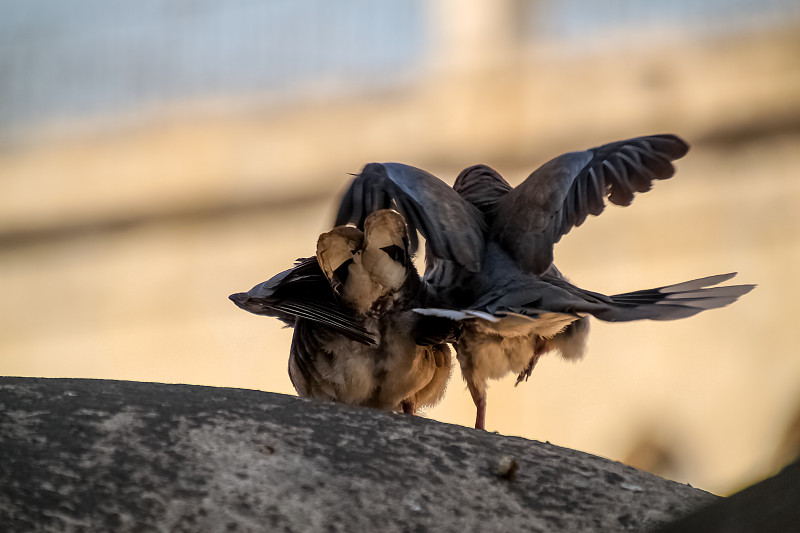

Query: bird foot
[515,359,535,387]
[515,350,544,387]
[401,400,415,415]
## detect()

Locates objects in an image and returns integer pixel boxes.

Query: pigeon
[230,209,454,414]
[334,134,755,429]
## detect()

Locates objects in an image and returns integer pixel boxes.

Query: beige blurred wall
[2,6,800,496]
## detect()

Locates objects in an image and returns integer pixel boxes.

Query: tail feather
[659,272,737,293]
[600,273,755,322]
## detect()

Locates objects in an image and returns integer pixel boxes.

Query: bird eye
[380,245,406,266]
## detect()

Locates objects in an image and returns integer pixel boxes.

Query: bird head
[361,209,409,296]
[316,210,412,316]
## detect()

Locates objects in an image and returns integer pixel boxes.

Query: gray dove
[334,134,754,429]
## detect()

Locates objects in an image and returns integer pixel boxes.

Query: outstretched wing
[492,134,690,274]
[335,162,486,272]
[229,257,377,345]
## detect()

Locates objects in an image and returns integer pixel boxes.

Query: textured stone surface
[655,458,800,533]
[0,377,716,532]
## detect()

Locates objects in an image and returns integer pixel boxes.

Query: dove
[230,209,454,414]
[334,134,754,429]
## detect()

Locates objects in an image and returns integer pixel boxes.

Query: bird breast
[308,312,449,411]
[339,254,387,315]
[371,312,443,408]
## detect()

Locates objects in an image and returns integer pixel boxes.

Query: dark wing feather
[335,162,486,272]
[229,257,377,345]
[289,319,340,400]
[492,134,689,274]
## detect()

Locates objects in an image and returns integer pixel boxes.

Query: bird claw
[514,355,537,387]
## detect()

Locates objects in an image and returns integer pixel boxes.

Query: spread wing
[229,257,377,345]
[335,162,486,272]
[492,134,690,274]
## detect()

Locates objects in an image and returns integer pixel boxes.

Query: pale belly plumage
[295,312,452,411]
[455,312,581,395]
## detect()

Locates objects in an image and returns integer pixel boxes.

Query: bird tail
[592,273,755,322]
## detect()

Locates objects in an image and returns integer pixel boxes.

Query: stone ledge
[0,377,715,532]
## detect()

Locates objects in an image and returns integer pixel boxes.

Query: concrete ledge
[0,377,715,532]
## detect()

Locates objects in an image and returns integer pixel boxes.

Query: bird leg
[465,379,487,430]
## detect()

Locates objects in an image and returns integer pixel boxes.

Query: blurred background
[2,0,800,496]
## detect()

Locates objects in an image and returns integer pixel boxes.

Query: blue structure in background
[0,0,798,135]
[0,0,426,132]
